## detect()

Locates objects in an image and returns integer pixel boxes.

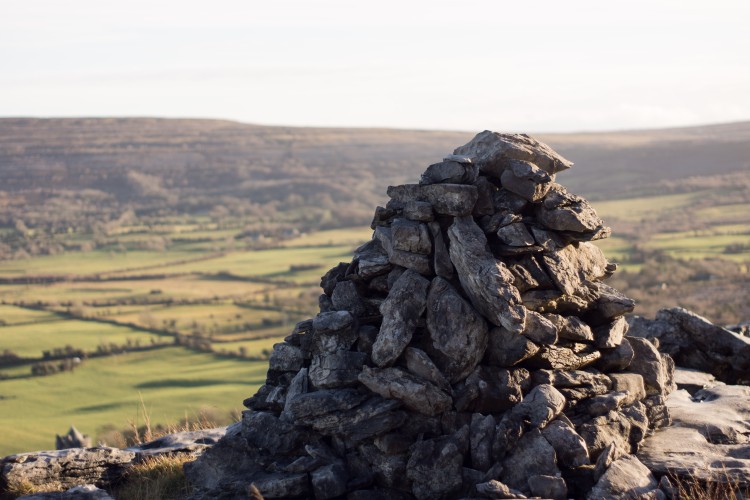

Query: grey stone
[528,474,567,500]
[391,219,432,255]
[372,269,430,367]
[286,389,369,422]
[252,472,311,499]
[374,433,413,455]
[629,307,750,384]
[532,369,612,401]
[402,200,434,221]
[55,426,92,450]
[387,183,479,216]
[268,343,304,372]
[545,313,594,342]
[453,130,573,176]
[609,373,647,406]
[320,262,349,296]
[448,216,526,333]
[541,419,590,468]
[527,344,601,371]
[425,277,489,383]
[496,222,535,247]
[466,366,530,414]
[357,444,408,490]
[20,484,114,500]
[358,366,452,416]
[313,311,357,353]
[587,455,657,500]
[242,411,307,455]
[621,401,650,450]
[309,351,368,389]
[542,242,609,296]
[638,386,750,488]
[522,289,590,316]
[500,429,560,493]
[578,411,632,461]
[420,159,478,185]
[129,427,227,457]
[311,463,348,499]
[307,398,406,443]
[522,310,559,345]
[484,326,540,367]
[331,280,367,317]
[473,175,497,216]
[589,283,635,321]
[594,316,628,348]
[673,367,721,394]
[429,222,454,279]
[280,368,309,422]
[407,434,464,500]
[500,160,553,202]
[593,442,622,482]
[354,240,392,279]
[627,336,675,396]
[595,337,635,372]
[388,249,432,276]
[0,448,135,492]
[511,384,566,428]
[404,347,451,393]
[474,479,527,499]
[538,184,606,233]
[470,413,496,472]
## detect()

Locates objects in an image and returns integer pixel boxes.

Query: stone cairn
[186,132,676,499]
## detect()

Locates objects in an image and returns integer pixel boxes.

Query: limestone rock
[500,160,553,202]
[425,277,489,383]
[420,159,478,185]
[372,269,430,367]
[406,433,464,499]
[453,130,573,176]
[0,448,135,492]
[55,427,92,450]
[448,216,526,333]
[484,326,540,367]
[541,419,590,468]
[587,455,658,500]
[358,366,452,416]
[500,429,560,493]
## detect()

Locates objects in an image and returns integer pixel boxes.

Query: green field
[0,348,267,456]
[0,227,370,455]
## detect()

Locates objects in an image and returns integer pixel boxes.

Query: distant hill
[1,117,749,254]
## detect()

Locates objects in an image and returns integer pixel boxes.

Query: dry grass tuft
[669,469,747,500]
[113,454,194,500]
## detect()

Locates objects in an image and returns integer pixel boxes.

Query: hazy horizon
[3,0,750,132]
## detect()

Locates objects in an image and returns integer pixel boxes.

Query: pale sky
[2,0,749,132]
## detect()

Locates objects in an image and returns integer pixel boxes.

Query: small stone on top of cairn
[185,131,676,500]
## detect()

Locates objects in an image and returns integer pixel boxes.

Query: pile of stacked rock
[186,132,676,499]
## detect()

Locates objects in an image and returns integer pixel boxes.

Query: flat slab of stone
[452,130,573,175]
[638,385,750,487]
[0,447,135,492]
[358,365,452,416]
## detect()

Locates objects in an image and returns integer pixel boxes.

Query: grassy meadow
[0,227,370,455]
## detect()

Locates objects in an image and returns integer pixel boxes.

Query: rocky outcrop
[0,448,135,493]
[185,132,674,500]
[55,427,92,450]
[0,428,227,496]
[629,307,750,384]
[639,384,750,489]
